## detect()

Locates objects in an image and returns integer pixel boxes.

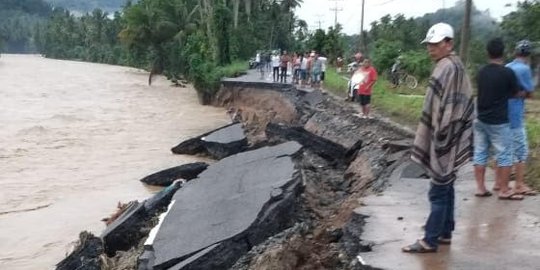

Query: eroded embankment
[57,81,414,270]
[215,83,413,270]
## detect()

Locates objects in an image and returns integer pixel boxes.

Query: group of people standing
[474,38,537,201]
[401,22,536,254]
[255,50,328,88]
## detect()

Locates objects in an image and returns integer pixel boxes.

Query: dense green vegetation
[37,0,306,101]
[364,1,501,81]
[0,0,52,53]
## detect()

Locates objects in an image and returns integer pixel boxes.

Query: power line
[373,0,398,7]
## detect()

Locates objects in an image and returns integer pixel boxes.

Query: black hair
[487,37,505,59]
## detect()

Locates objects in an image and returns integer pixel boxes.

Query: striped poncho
[411,53,474,185]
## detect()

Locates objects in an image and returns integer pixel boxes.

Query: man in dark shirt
[474,38,522,200]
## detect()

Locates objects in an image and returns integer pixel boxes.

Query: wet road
[0,54,230,269]
[358,163,540,270]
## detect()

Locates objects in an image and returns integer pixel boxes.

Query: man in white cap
[402,23,474,253]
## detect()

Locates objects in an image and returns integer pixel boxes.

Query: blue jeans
[423,181,455,248]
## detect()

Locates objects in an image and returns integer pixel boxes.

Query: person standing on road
[299,52,308,86]
[280,50,291,83]
[402,22,474,253]
[255,51,265,79]
[293,52,302,84]
[319,54,328,86]
[391,55,402,87]
[310,52,323,89]
[356,58,377,119]
[272,51,281,82]
[503,40,538,196]
[473,38,522,200]
[336,56,344,73]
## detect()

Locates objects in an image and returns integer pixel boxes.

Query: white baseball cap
[421,23,454,44]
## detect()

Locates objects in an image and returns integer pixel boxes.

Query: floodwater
[0,54,230,269]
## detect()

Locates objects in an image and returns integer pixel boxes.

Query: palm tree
[119,0,197,85]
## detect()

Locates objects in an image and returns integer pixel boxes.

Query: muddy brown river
[0,54,230,269]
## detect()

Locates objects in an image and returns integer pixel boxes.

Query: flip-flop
[492,186,501,191]
[498,192,524,201]
[438,237,452,245]
[402,240,437,253]
[516,188,538,196]
[475,191,493,197]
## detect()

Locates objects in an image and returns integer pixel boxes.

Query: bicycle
[388,70,418,89]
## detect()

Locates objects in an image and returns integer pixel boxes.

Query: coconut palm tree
[119,0,198,84]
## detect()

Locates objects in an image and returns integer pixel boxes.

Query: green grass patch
[218,60,249,78]
[324,68,349,96]
[371,80,424,126]
[526,118,540,150]
[525,118,540,188]
[324,67,424,126]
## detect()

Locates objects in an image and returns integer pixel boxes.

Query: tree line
[36,0,305,100]
[3,0,538,95]
[0,0,52,53]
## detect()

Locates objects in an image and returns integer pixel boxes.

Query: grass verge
[218,60,249,78]
[324,69,423,126]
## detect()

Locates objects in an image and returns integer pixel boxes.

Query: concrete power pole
[459,0,472,65]
[329,0,343,28]
[360,0,366,53]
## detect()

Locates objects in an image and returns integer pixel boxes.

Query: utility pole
[314,13,325,30]
[360,0,366,53]
[315,20,324,30]
[459,0,472,65]
[329,0,343,28]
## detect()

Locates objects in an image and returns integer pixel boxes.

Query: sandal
[515,187,538,196]
[498,191,524,201]
[520,190,538,196]
[474,191,492,197]
[402,240,437,253]
[438,237,452,245]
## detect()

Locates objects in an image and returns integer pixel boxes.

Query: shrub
[400,50,432,80]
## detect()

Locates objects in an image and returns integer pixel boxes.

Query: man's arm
[508,69,525,98]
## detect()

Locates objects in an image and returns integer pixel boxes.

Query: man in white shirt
[271,52,281,82]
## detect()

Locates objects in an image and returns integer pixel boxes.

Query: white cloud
[295,0,520,35]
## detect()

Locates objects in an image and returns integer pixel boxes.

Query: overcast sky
[296,0,521,35]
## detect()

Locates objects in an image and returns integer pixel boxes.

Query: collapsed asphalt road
[57,72,414,270]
